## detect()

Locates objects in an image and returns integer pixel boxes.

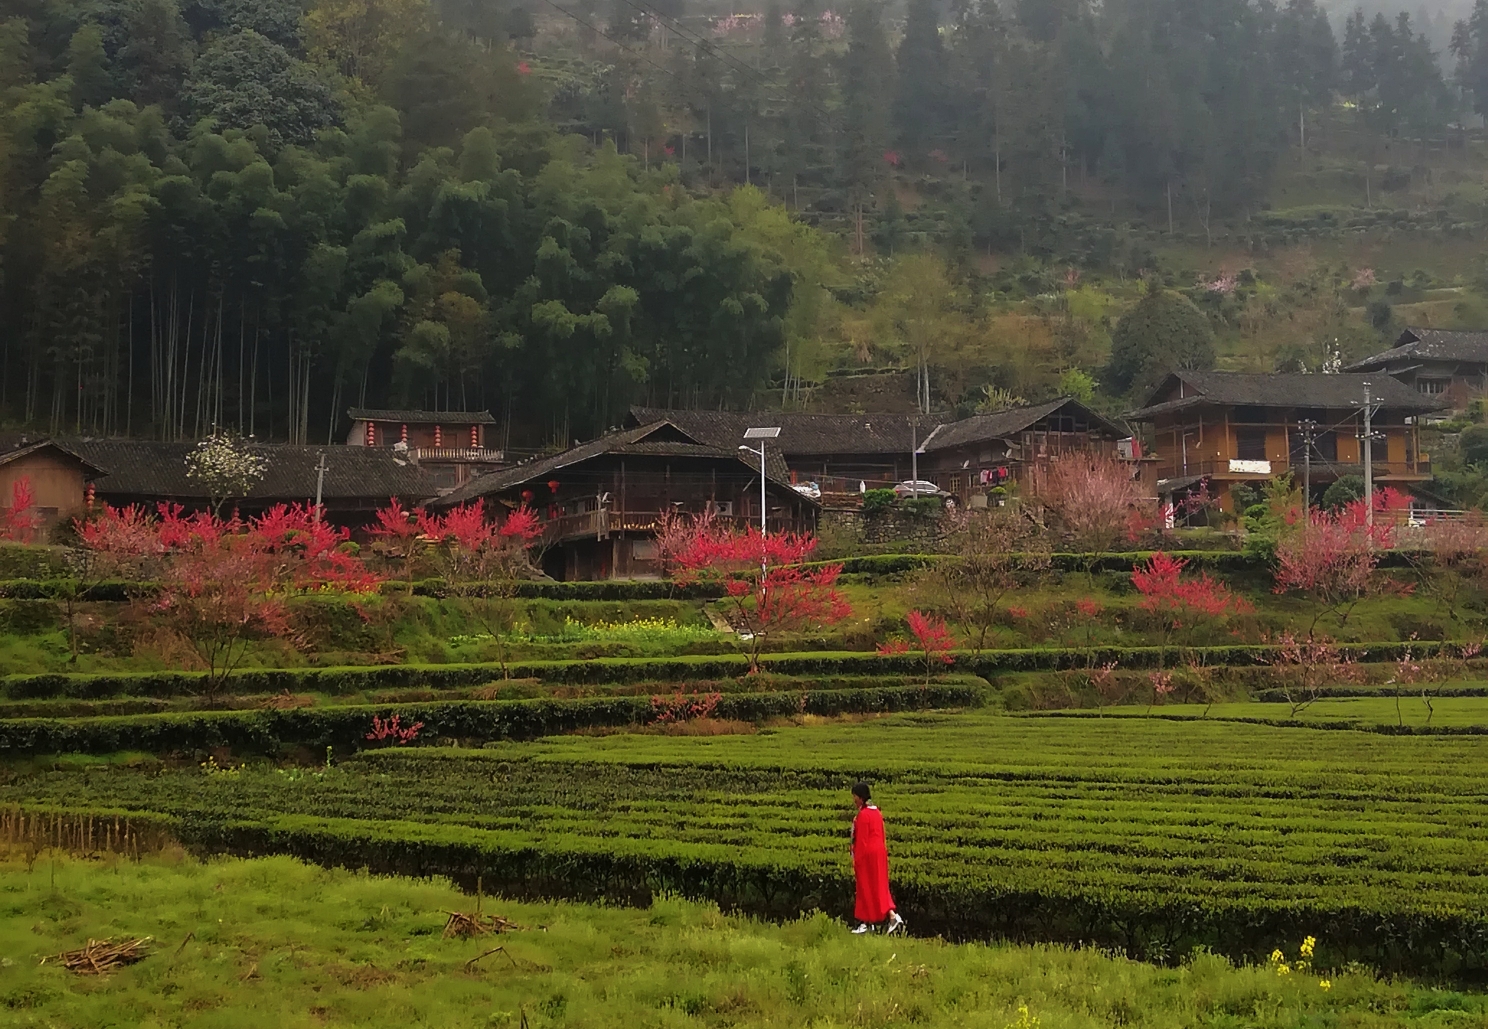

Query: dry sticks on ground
[442,910,524,938]
[44,936,152,974]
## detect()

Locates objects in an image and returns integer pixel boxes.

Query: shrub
[860,489,897,516]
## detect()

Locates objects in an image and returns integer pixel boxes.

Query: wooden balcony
[541,509,801,543]
[1155,457,1431,482]
[411,447,504,463]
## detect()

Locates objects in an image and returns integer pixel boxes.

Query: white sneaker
[885,912,905,936]
[851,922,871,934]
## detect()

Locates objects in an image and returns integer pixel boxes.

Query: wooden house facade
[1345,328,1488,413]
[345,408,503,493]
[430,421,819,580]
[69,441,431,529]
[1125,371,1446,511]
[632,398,1146,505]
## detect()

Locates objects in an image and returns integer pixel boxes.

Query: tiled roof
[1345,328,1488,371]
[921,397,1130,451]
[1126,370,1447,420]
[432,422,797,507]
[69,441,429,502]
[0,436,106,475]
[348,408,496,424]
[632,400,1128,458]
[628,408,921,456]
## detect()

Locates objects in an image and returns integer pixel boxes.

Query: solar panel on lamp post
[741,427,781,535]
[742,427,781,583]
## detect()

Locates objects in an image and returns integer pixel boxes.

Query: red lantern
[521,489,534,501]
[547,480,560,493]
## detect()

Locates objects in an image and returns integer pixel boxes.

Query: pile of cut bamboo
[442,911,523,938]
[44,936,152,974]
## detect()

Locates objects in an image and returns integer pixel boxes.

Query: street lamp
[741,427,780,535]
[742,427,780,588]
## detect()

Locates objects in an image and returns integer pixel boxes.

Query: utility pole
[1359,382,1381,530]
[910,417,918,495]
[1296,418,1317,517]
[313,450,328,524]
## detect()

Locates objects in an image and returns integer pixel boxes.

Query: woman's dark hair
[851,781,871,801]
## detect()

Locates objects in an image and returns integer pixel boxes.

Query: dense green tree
[183,30,337,147]
[66,24,114,108]
[1322,475,1364,510]
[197,0,305,47]
[1460,424,1488,466]
[0,0,1473,448]
[118,0,193,109]
[1103,286,1215,397]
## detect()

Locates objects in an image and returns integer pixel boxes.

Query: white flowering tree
[186,432,268,516]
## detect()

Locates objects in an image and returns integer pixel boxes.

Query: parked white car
[892,480,949,498]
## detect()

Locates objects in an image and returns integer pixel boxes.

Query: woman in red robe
[850,781,905,935]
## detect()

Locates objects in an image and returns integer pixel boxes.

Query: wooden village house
[430,420,819,580]
[345,408,504,494]
[631,397,1146,506]
[1346,328,1488,413]
[68,441,431,529]
[0,437,105,525]
[1125,371,1446,512]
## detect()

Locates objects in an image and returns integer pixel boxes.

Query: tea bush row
[0,683,985,755]
[0,641,1461,701]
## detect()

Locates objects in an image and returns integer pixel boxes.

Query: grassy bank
[0,850,1465,1028]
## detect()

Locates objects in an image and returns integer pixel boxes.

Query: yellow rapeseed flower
[1319,979,1332,991]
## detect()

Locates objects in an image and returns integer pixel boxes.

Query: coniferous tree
[781,0,833,207]
[839,0,892,244]
[1342,8,1375,104]
[893,0,946,157]
[1275,0,1337,150]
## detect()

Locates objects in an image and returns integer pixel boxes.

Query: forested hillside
[4,0,1488,446]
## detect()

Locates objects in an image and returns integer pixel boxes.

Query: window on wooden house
[1235,428,1267,461]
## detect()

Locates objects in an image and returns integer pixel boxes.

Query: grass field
[9,711,1488,973]
[1,850,1474,1029]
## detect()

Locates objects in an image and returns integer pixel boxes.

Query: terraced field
[9,712,1488,973]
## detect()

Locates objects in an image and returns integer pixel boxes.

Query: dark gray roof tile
[433,422,797,507]
[69,440,429,503]
[628,408,921,456]
[921,398,1130,451]
[1127,370,1446,419]
[1345,328,1488,370]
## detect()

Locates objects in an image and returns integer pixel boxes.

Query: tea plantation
[10,710,1488,977]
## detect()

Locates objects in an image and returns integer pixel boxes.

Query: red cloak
[852,804,895,923]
